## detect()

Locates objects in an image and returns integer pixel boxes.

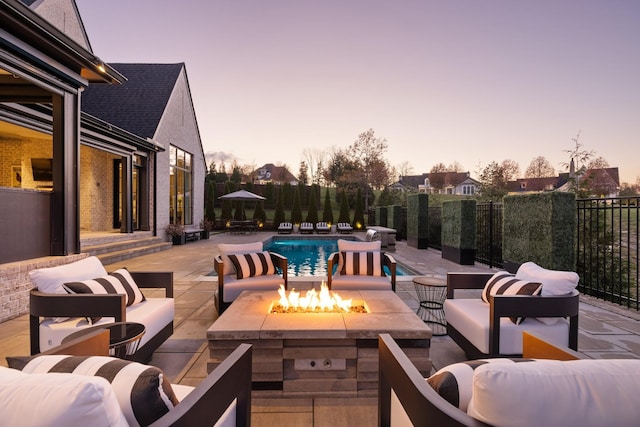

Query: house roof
[254,163,299,183]
[507,176,566,192]
[81,63,184,139]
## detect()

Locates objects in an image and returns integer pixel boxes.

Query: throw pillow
[219,242,263,276]
[336,239,381,272]
[515,261,579,296]
[7,355,178,427]
[426,358,536,412]
[481,271,542,324]
[227,251,276,279]
[0,366,128,427]
[63,268,146,307]
[29,256,108,294]
[340,251,386,276]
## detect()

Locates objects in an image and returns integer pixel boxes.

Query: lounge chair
[315,221,330,233]
[327,239,396,291]
[337,222,353,233]
[277,222,292,234]
[299,222,314,234]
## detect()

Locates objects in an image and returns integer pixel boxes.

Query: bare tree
[351,129,389,209]
[430,162,447,173]
[562,131,594,171]
[525,156,555,178]
[587,156,610,170]
[447,161,465,172]
[302,148,327,186]
[501,159,521,182]
[396,161,414,178]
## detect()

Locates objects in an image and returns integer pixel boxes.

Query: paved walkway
[1,231,639,425]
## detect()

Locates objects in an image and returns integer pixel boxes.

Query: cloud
[205,151,236,166]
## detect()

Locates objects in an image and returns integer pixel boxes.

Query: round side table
[62,322,145,359]
[413,276,447,336]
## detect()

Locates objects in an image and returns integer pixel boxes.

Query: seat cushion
[222,274,285,302]
[444,299,569,355]
[7,355,178,427]
[330,275,392,290]
[219,242,263,275]
[29,256,108,294]
[0,366,128,427]
[468,359,640,427]
[39,298,174,352]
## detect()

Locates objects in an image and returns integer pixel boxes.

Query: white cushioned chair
[214,242,288,313]
[444,262,579,358]
[28,256,174,363]
[327,239,396,291]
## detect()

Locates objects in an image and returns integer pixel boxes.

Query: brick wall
[79,145,116,231]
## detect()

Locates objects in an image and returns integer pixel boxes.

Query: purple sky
[76,0,639,184]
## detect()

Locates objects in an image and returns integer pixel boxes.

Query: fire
[276,282,353,313]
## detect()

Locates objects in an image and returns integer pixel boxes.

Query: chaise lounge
[299,222,314,234]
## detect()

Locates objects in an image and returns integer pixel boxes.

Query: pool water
[264,238,411,277]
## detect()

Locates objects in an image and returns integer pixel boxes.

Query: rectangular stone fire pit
[207,290,432,398]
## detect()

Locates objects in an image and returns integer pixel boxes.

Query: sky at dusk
[76,0,639,184]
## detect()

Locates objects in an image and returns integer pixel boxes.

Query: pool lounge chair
[300,222,314,234]
[315,221,330,233]
[277,222,292,234]
[337,222,353,233]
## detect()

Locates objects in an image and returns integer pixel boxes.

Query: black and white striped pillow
[227,251,276,279]
[340,251,386,276]
[63,268,146,306]
[427,358,537,411]
[7,354,178,427]
[481,271,542,324]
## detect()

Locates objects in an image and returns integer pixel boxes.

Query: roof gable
[81,63,183,138]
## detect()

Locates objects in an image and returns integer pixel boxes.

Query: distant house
[397,172,480,195]
[508,167,620,198]
[253,163,299,185]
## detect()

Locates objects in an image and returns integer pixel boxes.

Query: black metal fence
[476,202,503,269]
[576,197,639,310]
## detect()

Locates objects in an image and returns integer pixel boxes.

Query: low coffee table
[207,290,432,399]
[62,322,145,359]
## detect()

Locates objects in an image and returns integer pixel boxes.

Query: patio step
[82,235,172,266]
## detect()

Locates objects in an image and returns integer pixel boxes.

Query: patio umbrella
[218,189,266,201]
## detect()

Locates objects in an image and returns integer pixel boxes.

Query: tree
[230,163,243,184]
[220,181,233,224]
[351,128,390,209]
[587,156,610,170]
[430,162,447,173]
[305,186,319,224]
[562,130,594,171]
[205,180,216,224]
[501,159,520,182]
[322,188,334,224]
[447,161,464,172]
[273,186,286,228]
[298,161,309,186]
[525,156,555,178]
[302,147,327,185]
[290,185,303,224]
[338,190,351,224]
[253,200,266,225]
[479,161,509,200]
[352,187,365,229]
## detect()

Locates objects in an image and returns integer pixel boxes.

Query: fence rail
[476,202,503,269]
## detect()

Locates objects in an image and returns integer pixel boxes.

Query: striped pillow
[481,271,542,324]
[227,251,276,279]
[340,251,386,277]
[426,358,536,411]
[63,268,146,306]
[7,355,179,427]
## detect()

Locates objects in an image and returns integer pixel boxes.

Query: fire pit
[270,284,368,314]
[207,289,431,399]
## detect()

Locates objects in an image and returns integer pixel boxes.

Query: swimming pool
[264,237,414,277]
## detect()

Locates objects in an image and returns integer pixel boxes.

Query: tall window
[169,146,193,225]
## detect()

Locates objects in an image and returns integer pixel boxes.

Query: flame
[277,282,353,312]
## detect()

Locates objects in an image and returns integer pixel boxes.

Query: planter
[172,234,186,245]
[201,230,210,240]
[442,245,475,265]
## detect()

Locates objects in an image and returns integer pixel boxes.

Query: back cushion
[426,358,536,411]
[219,242,263,275]
[29,256,108,294]
[467,359,640,427]
[0,366,128,427]
[228,251,276,279]
[336,239,381,271]
[340,251,385,276]
[515,261,579,296]
[7,355,179,427]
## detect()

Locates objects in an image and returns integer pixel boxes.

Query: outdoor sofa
[3,329,252,427]
[28,256,174,363]
[378,332,640,427]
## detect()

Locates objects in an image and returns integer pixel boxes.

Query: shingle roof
[81,63,183,139]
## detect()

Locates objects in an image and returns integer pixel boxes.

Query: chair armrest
[378,334,488,427]
[446,272,495,298]
[522,332,583,360]
[129,271,173,298]
[149,343,253,427]
[269,252,288,288]
[29,289,126,355]
[327,252,339,288]
[383,253,397,292]
[488,290,580,356]
[40,329,110,356]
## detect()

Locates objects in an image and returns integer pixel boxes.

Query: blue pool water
[264,237,412,277]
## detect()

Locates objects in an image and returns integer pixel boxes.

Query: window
[462,185,475,195]
[169,145,193,225]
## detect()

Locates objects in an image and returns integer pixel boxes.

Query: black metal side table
[413,276,447,336]
[62,322,145,359]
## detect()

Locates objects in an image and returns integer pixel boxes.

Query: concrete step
[82,236,164,256]
[96,242,173,266]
